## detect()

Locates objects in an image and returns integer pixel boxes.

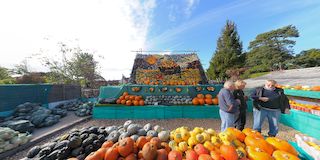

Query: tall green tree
[285,48,320,68]
[207,20,244,80]
[246,25,299,71]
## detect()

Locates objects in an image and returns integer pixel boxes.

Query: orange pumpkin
[136,136,148,149]
[133,143,138,154]
[205,98,213,105]
[139,100,145,106]
[129,96,135,100]
[116,99,121,104]
[194,144,209,155]
[161,142,171,154]
[119,96,125,100]
[246,146,273,160]
[150,137,161,149]
[210,151,223,160]
[185,150,199,160]
[197,94,205,99]
[205,94,213,99]
[311,86,320,91]
[198,98,205,105]
[125,153,137,160]
[212,98,219,105]
[220,145,238,160]
[105,146,119,160]
[133,100,139,106]
[125,95,130,100]
[192,98,200,105]
[121,100,126,105]
[142,142,158,160]
[135,96,141,101]
[123,92,129,96]
[118,137,134,157]
[244,136,274,155]
[226,128,246,142]
[126,100,132,106]
[168,150,183,160]
[266,137,298,156]
[157,149,168,160]
[198,154,213,160]
[272,150,300,160]
[95,148,107,159]
[242,128,264,139]
[102,141,114,148]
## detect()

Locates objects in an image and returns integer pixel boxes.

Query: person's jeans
[253,107,281,136]
[219,109,239,132]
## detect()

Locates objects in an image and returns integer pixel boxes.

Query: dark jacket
[251,87,290,113]
[233,89,247,110]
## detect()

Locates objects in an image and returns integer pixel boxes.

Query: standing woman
[233,80,248,131]
[218,80,240,132]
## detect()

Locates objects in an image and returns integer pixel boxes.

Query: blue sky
[0,0,319,80]
[146,0,320,69]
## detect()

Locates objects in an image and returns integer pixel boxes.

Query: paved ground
[244,67,320,88]
[5,113,300,160]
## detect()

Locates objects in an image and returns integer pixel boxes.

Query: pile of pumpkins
[192,94,219,105]
[116,92,145,106]
[0,127,32,154]
[276,84,320,91]
[167,127,300,160]
[144,95,193,105]
[22,120,168,160]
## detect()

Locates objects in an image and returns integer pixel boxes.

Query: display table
[94,105,220,119]
[284,89,320,99]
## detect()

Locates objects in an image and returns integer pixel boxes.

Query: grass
[248,71,270,78]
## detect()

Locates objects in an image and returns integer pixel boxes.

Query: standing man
[233,80,248,131]
[218,80,240,132]
[251,80,290,137]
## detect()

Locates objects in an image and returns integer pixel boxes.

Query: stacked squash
[167,127,300,160]
[116,92,145,106]
[192,94,219,105]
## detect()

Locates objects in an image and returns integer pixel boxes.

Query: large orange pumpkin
[118,137,134,157]
[212,98,219,105]
[266,137,298,156]
[116,99,121,104]
[125,153,137,160]
[311,86,320,91]
[157,149,168,160]
[198,98,205,105]
[205,94,213,99]
[161,142,171,153]
[205,98,213,105]
[220,145,238,160]
[192,98,200,105]
[246,146,273,160]
[194,144,209,155]
[133,100,139,106]
[142,142,158,160]
[272,150,300,160]
[168,150,183,160]
[226,128,246,142]
[139,100,145,106]
[135,96,141,101]
[104,146,119,160]
[242,128,263,139]
[123,92,129,96]
[197,94,205,99]
[198,154,213,160]
[150,137,161,149]
[102,141,114,148]
[244,136,274,155]
[129,96,135,100]
[136,136,148,149]
[185,150,199,160]
[126,100,132,106]
[125,95,130,100]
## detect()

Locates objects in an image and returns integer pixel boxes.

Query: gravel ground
[5,113,300,160]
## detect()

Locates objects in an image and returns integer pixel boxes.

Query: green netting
[284,89,320,99]
[0,84,52,115]
[98,84,223,99]
[93,105,220,119]
[280,110,320,140]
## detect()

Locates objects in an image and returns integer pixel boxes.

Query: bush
[0,78,16,84]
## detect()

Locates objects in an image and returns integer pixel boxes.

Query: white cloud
[0,0,156,80]
[184,0,200,18]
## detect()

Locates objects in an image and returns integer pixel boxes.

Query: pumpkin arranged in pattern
[244,136,274,155]
[266,137,298,156]
[272,150,300,160]
[116,92,145,106]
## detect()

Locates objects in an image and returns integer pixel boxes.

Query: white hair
[224,80,234,88]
